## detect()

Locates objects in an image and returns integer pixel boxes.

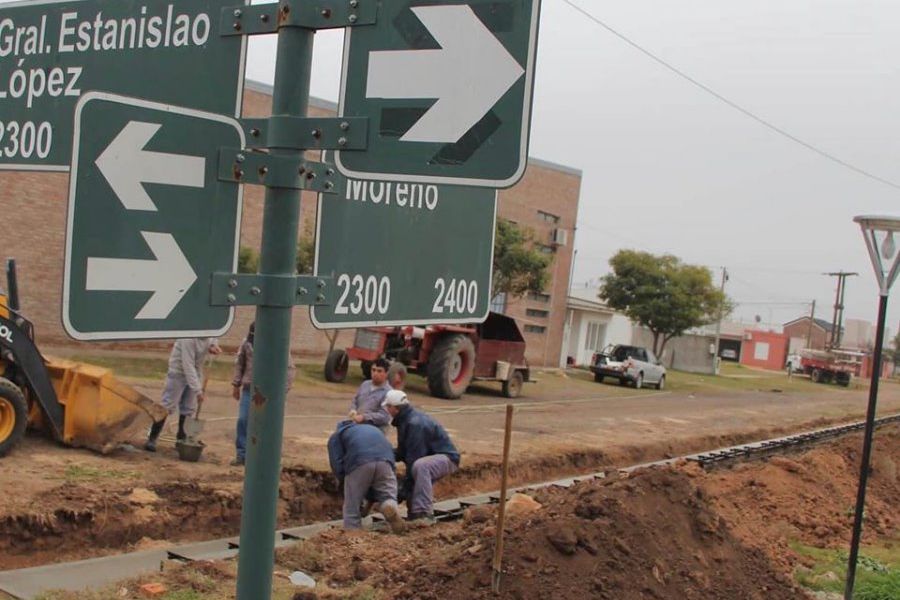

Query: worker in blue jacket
[382,390,460,522]
[327,420,404,532]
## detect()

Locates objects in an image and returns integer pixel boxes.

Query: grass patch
[791,540,900,599]
[162,591,208,600]
[59,465,138,482]
[67,354,172,381]
[564,361,824,395]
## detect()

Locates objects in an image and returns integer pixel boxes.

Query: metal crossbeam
[221,0,376,36]
[242,117,368,151]
[210,273,332,307]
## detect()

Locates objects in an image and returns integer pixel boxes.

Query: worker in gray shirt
[145,337,221,452]
[349,357,392,432]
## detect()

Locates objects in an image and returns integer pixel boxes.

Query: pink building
[740,330,790,371]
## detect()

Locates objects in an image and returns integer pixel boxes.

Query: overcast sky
[243,0,900,338]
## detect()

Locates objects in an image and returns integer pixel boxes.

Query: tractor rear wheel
[360,360,373,380]
[324,350,349,383]
[0,377,27,457]
[427,334,476,399]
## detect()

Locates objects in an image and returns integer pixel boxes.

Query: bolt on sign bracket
[241,117,368,151]
[210,273,333,307]
[218,149,342,194]
[221,0,377,36]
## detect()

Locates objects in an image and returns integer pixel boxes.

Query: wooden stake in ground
[492,404,515,594]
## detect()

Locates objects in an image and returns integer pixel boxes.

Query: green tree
[599,250,732,357]
[238,246,258,274]
[296,221,315,274]
[491,219,551,298]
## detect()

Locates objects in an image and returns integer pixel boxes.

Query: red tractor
[323,312,531,399]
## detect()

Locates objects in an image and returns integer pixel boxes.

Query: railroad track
[2,414,898,599]
[685,413,900,468]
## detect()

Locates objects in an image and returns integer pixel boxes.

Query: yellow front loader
[0,262,165,456]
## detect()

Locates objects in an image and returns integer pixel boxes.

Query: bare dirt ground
[2,352,899,571]
[30,425,900,599]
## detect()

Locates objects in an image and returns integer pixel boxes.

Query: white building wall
[607,314,633,347]
[564,310,634,366]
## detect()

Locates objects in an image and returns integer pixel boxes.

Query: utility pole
[712,267,728,375]
[824,272,858,348]
[805,299,816,349]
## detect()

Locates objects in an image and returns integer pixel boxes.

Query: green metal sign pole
[235,23,313,600]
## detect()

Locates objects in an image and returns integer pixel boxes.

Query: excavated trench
[0,469,341,569]
[0,415,869,570]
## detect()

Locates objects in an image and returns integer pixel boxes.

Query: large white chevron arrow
[95,121,206,211]
[86,231,197,320]
[366,5,525,144]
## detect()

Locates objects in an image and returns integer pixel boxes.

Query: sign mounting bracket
[218,149,343,193]
[241,117,368,150]
[221,0,377,36]
[210,273,333,307]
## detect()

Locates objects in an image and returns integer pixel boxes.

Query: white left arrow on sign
[366,5,525,144]
[86,231,197,320]
[96,121,206,211]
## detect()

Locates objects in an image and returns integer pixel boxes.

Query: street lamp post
[844,215,900,600]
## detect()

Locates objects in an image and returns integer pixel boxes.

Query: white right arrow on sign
[96,121,206,211]
[86,231,197,320]
[366,5,524,144]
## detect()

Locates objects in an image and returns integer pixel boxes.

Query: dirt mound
[698,427,900,573]
[278,468,803,599]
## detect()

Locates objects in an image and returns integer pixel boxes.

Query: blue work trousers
[235,386,251,460]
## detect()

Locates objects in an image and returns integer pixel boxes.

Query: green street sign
[63,92,244,340]
[311,175,496,328]
[0,0,245,171]
[333,0,541,188]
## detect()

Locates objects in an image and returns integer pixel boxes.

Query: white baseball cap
[382,389,409,408]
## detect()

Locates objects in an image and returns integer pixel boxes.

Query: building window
[584,322,607,351]
[524,325,546,334]
[526,308,549,318]
[490,292,507,314]
[537,244,555,254]
[537,210,560,224]
[528,292,551,303]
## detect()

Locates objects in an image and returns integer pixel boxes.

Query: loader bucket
[37,357,166,453]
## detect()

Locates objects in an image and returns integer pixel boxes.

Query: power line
[559,0,900,192]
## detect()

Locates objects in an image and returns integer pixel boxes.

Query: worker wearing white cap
[382,390,460,522]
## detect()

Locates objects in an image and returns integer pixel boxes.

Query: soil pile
[699,427,900,572]
[279,468,804,599]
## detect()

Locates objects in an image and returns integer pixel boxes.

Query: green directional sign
[333,0,541,188]
[311,174,496,328]
[0,0,245,171]
[63,92,244,340]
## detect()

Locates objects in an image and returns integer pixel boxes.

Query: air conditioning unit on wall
[552,228,568,246]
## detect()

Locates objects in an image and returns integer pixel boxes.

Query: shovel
[182,398,205,442]
[182,354,214,442]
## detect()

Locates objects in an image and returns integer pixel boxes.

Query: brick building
[0,80,581,366]
[783,317,840,351]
